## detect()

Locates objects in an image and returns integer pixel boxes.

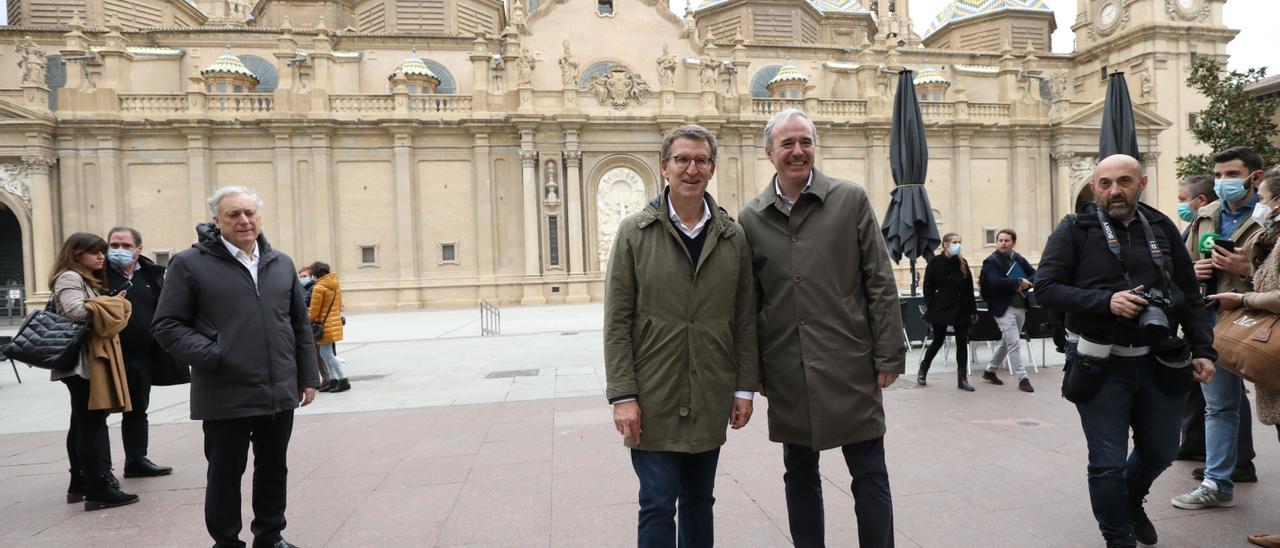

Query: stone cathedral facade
[0,0,1238,309]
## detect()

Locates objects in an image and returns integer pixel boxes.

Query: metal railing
[480,299,501,336]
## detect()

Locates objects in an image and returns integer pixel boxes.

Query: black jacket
[923,253,976,325]
[979,250,1037,317]
[1033,203,1215,360]
[152,223,321,421]
[106,257,190,386]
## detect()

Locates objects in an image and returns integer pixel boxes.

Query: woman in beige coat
[49,233,139,510]
[1206,168,1280,548]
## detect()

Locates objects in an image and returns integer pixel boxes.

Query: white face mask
[1252,201,1274,228]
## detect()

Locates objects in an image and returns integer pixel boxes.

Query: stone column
[520,134,546,304]
[471,132,497,288]
[311,133,335,262]
[1011,132,1031,237]
[1053,151,1073,222]
[24,155,56,302]
[186,131,210,228]
[953,130,973,245]
[470,34,491,114]
[95,133,120,228]
[1035,140,1054,247]
[1142,151,1161,211]
[271,133,297,253]
[393,131,419,307]
[867,130,889,210]
[563,146,585,275]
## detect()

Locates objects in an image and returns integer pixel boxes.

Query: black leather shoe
[916,373,927,386]
[1192,464,1258,483]
[982,370,1004,385]
[957,380,975,392]
[254,540,299,548]
[1132,502,1158,546]
[124,458,173,478]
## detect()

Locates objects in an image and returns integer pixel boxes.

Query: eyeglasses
[671,156,713,170]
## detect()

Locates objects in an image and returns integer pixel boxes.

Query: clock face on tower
[1099,2,1119,26]
[1178,0,1198,10]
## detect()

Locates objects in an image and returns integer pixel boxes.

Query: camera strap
[1095,207,1173,291]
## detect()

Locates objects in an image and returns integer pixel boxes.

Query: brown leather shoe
[1248,534,1280,548]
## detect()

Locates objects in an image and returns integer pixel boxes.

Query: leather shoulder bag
[3,299,89,372]
[1213,306,1280,389]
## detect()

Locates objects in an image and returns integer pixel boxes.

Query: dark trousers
[203,411,294,548]
[1178,385,1255,468]
[121,359,152,463]
[630,448,720,548]
[783,438,894,548]
[1074,356,1184,545]
[62,376,111,477]
[919,323,970,381]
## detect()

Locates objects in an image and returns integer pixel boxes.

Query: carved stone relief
[596,166,647,270]
[0,162,32,212]
[1069,156,1098,197]
[15,36,48,87]
[586,67,651,110]
[1165,0,1210,22]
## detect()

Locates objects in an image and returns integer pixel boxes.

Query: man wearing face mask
[105,226,188,478]
[1176,175,1216,239]
[1174,146,1268,511]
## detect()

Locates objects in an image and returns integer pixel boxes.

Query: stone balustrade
[409,95,473,113]
[331,94,395,113]
[969,102,1011,119]
[119,93,188,113]
[752,98,806,116]
[919,101,955,119]
[816,99,868,118]
[206,93,274,114]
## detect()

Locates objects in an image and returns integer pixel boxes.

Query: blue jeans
[630,448,720,548]
[317,343,345,380]
[1202,365,1243,494]
[1074,353,1185,545]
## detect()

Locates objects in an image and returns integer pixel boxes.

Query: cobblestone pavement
[1,303,1275,547]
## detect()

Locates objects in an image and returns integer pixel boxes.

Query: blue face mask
[949,243,962,255]
[1177,201,1195,222]
[299,276,313,287]
[107,249,135,269]
[1215,178,1248,203]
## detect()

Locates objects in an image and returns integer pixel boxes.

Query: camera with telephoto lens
[1128,288,1173,339]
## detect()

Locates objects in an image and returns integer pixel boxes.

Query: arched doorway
[0,202,26,323]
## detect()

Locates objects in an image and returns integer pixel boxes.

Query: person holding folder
[979,228,1037,392]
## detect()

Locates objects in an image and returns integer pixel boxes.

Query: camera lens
[1137,306,1170,339]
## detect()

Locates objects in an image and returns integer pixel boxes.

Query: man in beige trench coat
[739,108,907,548]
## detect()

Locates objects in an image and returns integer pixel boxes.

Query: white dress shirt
[774,170,814,212]
[221,236,260,287]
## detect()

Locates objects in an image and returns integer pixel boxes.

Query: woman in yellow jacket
[307,262,349,392]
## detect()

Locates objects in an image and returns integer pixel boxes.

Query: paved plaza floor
[1,303,1277,547]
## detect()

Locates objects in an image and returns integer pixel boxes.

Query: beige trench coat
[739,169,907,450]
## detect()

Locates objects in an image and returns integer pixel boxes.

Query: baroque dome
[925,0,1053,36]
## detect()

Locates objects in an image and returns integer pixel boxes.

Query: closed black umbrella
[882,69,941,296]
[1099,71,1140,159]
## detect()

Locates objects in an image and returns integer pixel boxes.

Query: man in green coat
[604,124,759,548]
[739,108,906,548]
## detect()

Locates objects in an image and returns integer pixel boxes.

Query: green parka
[739,170,907,451]
[604,190,759,453]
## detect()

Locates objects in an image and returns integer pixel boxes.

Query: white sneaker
[1171,483,1234,510]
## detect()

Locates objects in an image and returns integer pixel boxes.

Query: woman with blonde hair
[918,232,979,391]
[1205,167,1280,548]
[49,232,139,510]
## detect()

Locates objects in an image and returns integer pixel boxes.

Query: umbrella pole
[910,258,918,297]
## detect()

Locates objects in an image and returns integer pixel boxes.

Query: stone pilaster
[23,154,56,302]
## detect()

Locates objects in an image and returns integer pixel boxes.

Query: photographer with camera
[1036,154,1215,548]
[1175,146,1268,511]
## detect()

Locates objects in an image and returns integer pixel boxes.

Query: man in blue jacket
[979,228,1037,392]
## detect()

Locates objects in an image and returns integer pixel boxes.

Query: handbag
[3,300,89,372]
[1213,306,1280,389]
[311,291,336,341]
